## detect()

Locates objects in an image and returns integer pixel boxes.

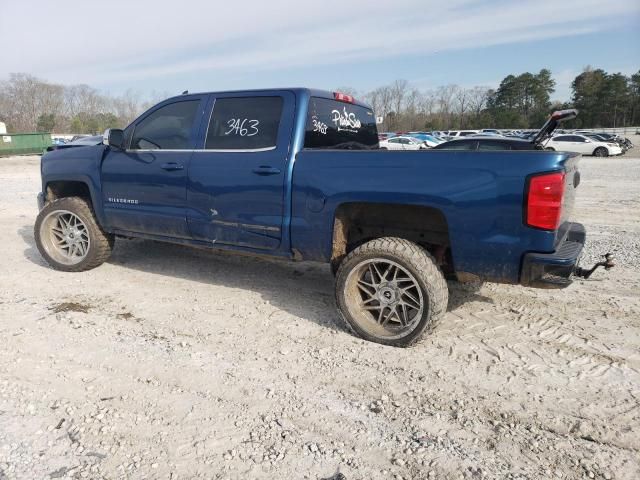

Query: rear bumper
[520,223,585,288]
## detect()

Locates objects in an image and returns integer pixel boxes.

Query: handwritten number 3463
[225,118,260,137]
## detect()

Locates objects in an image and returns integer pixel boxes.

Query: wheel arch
[330,202,451,273]
[43,178,107,228]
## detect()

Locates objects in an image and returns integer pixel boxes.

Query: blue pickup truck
[34,88,606,347]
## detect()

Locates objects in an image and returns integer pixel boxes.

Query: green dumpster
[0,132,52,156]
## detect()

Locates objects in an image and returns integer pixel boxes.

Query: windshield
[304,97,378,149]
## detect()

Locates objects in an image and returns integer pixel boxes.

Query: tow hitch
[575,253,615,279]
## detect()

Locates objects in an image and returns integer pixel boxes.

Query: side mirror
[103,128,125,149]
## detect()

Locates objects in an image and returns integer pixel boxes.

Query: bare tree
[390,80,409,119]
[418,90,436,117]
[468,87,491,117]
[455,88,471,129]
[110,89,145,125]
[366,86,394,131]
[403,88,423,130]
[436,85,459,129]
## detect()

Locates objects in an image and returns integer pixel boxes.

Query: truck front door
[186,92,295,250]
[101,96,207,238]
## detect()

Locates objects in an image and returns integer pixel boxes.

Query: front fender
[40,145,108,228]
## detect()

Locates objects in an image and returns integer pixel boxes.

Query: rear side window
[205,97,283,150]
[304,97,378,149]
[131,100,200,150]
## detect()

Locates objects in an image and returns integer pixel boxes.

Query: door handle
[161,162,184,171]
[252,166,281,175]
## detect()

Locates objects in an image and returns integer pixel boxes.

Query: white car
[544,134,622,157]
[379,136,428,150]
[448,130,480,137]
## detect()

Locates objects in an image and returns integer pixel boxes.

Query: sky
[0,0,639,102]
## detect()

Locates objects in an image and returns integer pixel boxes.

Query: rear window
[205,96,283,150]
[304,97,378,149]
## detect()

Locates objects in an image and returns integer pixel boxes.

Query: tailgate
[556,152,581,246]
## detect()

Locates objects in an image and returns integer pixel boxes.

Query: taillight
[526,172,565,230]
[334,92,355,103]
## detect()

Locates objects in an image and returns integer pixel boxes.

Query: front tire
[335,237,448,347]
[593,147,608,157]
[34,197,115,272]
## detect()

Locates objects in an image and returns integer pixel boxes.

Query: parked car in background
[432,137,536,151]
[470,132,503,138]
[544,134,622,157]
[70,135,89,142]
[434,110,578,152]
[578,132,634,153]
[46,135,103,152]
[69,135,104,145]
[379,136,428,150]
[454,130,480,137]
[445,130,481,138]
[407,133,444,147]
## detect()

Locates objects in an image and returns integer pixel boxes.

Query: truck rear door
[186,92,295,250]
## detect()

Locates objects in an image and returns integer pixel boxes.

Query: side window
[130,100,200,150]
[388,138,400,144]
[554,136,570,142]
[478,141,511,151]
[205,97,283,150]
[573,136,586,142]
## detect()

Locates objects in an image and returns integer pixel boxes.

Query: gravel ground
[0,153,639,480]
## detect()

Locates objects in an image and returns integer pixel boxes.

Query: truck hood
[46,140,103,152]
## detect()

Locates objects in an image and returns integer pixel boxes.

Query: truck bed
[291,149,580,284]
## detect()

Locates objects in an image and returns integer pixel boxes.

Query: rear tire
[335,237,448,347]
[544,147,555,151]
[35,197,115,272]
[593,147,608,157]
